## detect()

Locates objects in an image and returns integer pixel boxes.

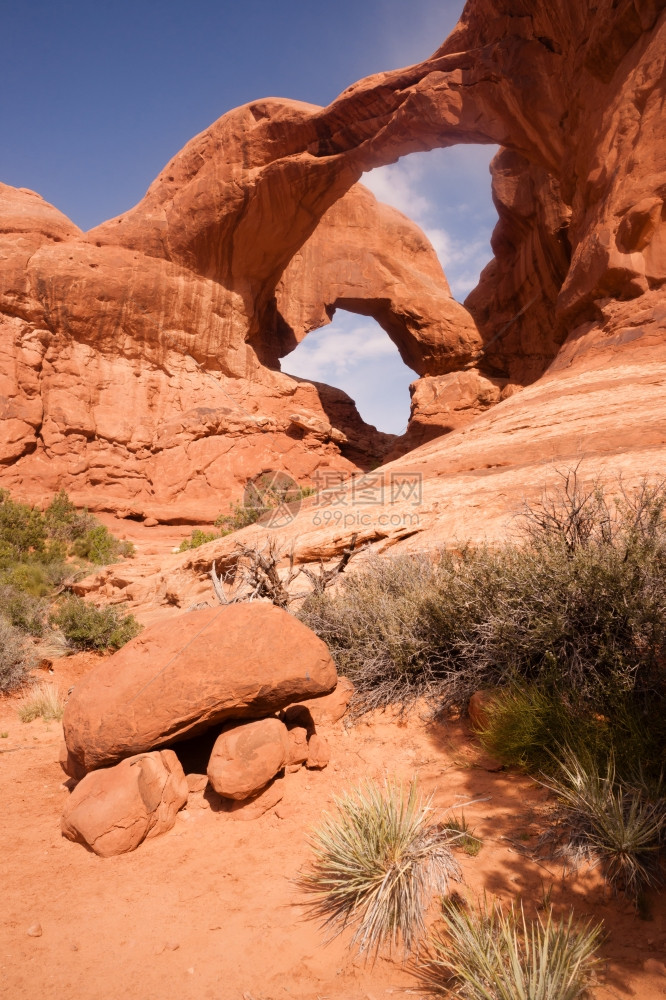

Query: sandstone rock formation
[61,750,188,857]
[63,603,337,772]
[207,718,290,800]
[2,0,665,552]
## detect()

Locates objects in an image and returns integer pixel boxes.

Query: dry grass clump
[18,681,65,723]
[297,778,461,957]
[421,899,602,999]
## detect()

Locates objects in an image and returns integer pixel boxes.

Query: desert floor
[2,652,666,1000]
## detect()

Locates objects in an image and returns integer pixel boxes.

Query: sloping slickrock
[63,604,337,773]
[207,718,289,800]
[61,750,188,857]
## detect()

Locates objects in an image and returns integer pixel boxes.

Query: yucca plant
[422,899,602,1000]
[297,778,461,957]
[18,681,65,722]
[543,749,665,896]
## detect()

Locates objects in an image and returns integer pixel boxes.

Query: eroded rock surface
[1,0,665,535]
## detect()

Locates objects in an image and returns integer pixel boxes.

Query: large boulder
[63,603,337,773]
[61,750,188,857]
[207,718,289,800]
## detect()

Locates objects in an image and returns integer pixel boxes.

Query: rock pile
[59,603,352,857]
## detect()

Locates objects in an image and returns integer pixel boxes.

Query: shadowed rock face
[1,0,665,522]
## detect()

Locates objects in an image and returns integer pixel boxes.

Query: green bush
[0,585,47,636]
[43,489,96,542]
[178,528,219,552]
[0,491,47,562]
[477,685,666,781]
[421,899,602,999]
[297,778,461,957]
[50,595,141,651]
[71,524,134,565]
[0,617,35,693]
[215,475,315,534]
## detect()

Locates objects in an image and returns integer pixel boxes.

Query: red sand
[2,654,665,999]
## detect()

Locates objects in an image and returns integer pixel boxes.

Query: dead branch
[210,533,360,608]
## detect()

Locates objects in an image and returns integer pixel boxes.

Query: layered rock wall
[1,0,665,523]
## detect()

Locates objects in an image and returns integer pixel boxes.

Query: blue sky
[1,0,498,435]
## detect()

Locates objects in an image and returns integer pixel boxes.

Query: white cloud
[361,148,497,302]
[285,322,399,382]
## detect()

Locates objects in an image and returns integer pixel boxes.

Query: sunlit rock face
[1,0,665,522]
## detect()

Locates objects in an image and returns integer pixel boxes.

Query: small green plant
[18,681,65,723]
[50,595,141,651]
[297,777,461,957]
[178,528,219,552]
[543,750,666,897]
[0,732,8,739]
[421,899,602,1000]
[72,524,134,565]
[0,617,35,693]
[444,812,483,857]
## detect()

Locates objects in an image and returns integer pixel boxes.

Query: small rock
[219,775,285,820]
[186,773,208,793]
[207,718,289,800]
[286,726,308,767]
[144,517,159,527]
[306,733,330,769]
[61,749,188,857]
[468,689,498,731]
[27,924,42,938]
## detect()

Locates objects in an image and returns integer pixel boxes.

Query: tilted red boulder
[63,603,337,773]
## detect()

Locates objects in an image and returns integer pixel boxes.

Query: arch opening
[282,308,415,436]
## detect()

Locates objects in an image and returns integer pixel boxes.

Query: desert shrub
[0,617,35,692]
[50,595,141,651]
[0,491,47,562]
[43,489,96,542]
[71,524,134,564]
[299,476,666,719]
[0,585,47,636]
[421,899,601,1000]
[297,778,461,957]
[178,528,219,552]
[543,750,666,897]
[18,681,65,723]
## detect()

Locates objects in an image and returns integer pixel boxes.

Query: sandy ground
[2,655,666,1000]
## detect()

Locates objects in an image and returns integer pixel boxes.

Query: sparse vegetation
[18,681,65,723]
[179,528,219,552]
[178,475,316,550]
[0,489,138,689]
[444,812,483,857]
[421,899,602,999]
[0,617,36,693]
[50,595,141,651]
[297,778,461,957]
[299,472,666,730]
